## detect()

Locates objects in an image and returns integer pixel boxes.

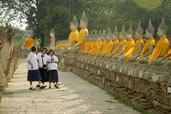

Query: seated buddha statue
[148,18,169,64]
[89,33,99,56]
[104,27,120,59]
[106,26,120,59]
[68,16,79,47]
[49,28,56,49]
[124,21,144,62]
[111,25,127,60]
[100,29,113,58]
[115,24,135,60]
[139,19,155,63]
[76,11,88,47]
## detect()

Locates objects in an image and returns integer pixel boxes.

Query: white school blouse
[47,55,58,70]
[27,52,39,70]
[37,52,48,68]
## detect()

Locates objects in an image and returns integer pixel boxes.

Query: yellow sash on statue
[124,38,144,62]
[148,37,169,64]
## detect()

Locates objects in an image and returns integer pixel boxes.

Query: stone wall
[56,49,171,114]
[0,27,19,101]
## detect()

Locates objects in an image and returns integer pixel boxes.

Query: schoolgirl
[47,49,59,89]
[27,46,42,90]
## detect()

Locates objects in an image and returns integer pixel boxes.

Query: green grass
[107,90,152,114]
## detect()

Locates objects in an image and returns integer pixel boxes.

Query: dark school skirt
[27,70,42,81]
[39,68,48,82]
[48,70,58,82]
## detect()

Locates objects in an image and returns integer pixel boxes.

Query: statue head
[112,26,119,40]
[145,19,155,38]
[50,28,55,38]
[101,30,106,41]
[127,23,134,39]
[119,25,127,40]
[135,21,144,39]
[157,17,168,38]
[70,16,78,30]
[80,11,88,28]
[106,28,112,40]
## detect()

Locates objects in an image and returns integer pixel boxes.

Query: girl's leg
[29,81,35,90]
[30,81,32,87]
[37,81,41,87]
[55,82,59,89]
[49,82,51,88]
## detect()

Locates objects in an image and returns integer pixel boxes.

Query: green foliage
[34,38,40,48]
[14,28,32,49]
[133,0,163,10]
[1,0,171,47]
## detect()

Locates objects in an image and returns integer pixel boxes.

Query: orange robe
[68,29,79,47]
[76,27,88,46]
[124,38,144,62]
[122,39,135,54]
[140,38,155,58]
[24,38,34,48]
[168,49,171,60]
[113,40,127,55]
[106,40,119,55]
[148,37,169,64]
[100,40,110,56]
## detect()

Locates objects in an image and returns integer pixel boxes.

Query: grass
[107,90,152,114]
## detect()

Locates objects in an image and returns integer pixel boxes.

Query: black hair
[31,46,36,52]
[48,49,55,55]
[41,47,48,52]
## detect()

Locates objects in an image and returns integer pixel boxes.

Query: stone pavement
[0,60,140,114]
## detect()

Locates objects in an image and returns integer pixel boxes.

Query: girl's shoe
[36,85,40,87]
[29,87,35,90]
[55,84,59,89]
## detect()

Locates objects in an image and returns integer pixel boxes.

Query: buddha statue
[139,19,155,63]
[111,25,127,59]
[148,18,169,64]
[100,29,113,58]
[122,23,135,55]
[124,21,144,62]
[106,26,120,59]
[104,28,120,59]
[24,37,34,49]
[76,11,88,47]
[49,28,56,49]
[114,24,135,60]
[88,34,98,56]
[68,16,79,47]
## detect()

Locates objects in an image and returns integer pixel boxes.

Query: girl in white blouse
[47,49,59,89]
[27,46,42,90]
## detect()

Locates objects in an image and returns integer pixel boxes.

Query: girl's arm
[27,53,33,69]
[51,56,58,64]
[37,59,41,68]
[28,61,33,69]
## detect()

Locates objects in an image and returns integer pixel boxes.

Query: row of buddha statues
[77,18,171,67]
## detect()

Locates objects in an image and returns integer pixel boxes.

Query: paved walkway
[0,60,139,114]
